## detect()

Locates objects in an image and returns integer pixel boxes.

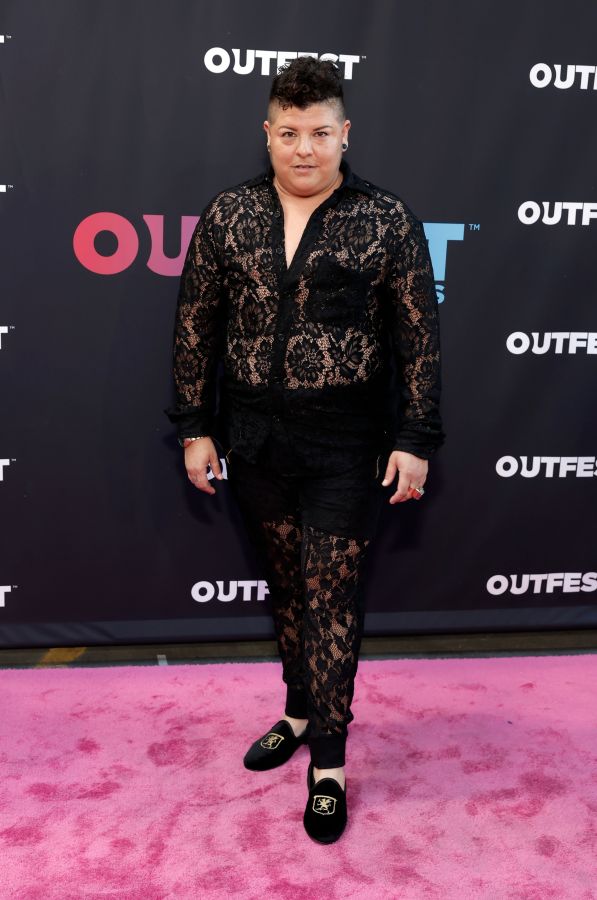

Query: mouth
[293,164,316,169]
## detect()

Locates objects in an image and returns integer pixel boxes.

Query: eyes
[279,130,331,139]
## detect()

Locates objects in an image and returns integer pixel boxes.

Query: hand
[381,450,428,504]
[184,437,224,495]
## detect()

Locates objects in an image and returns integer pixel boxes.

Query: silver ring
[412,485,425,495]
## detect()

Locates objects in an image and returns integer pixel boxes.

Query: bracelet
[178,435,209,448]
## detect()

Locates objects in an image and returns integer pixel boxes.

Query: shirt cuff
[163,405,214,439]
[392,424,446,459]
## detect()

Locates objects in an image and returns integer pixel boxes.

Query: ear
[263,121,270,136]
[342,120,351,141]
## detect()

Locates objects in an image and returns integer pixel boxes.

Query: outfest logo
[191,580,270,603]
[487,572,597,596]
[518,201,597,226]
[496,456,597,478]
[73,214,465,293]
[506,332,597,355]
[529,63,597,91]
[72,213,198,276]
[203,48,363,79]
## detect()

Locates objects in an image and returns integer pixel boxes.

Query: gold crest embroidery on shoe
[312,795,337,815]
[260,732,285,749]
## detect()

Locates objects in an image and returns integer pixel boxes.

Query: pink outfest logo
[72,213,199,275]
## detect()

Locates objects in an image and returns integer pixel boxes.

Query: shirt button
[277,332,284,341]
[276,246,283,254]
[272,415,280,423]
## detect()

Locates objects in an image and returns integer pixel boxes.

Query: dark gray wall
[1,1,596,646]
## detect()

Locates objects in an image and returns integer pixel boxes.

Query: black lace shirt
[164,157,445,465]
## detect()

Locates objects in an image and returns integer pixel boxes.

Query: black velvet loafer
[303,760,348,843]
[243,719,310,771]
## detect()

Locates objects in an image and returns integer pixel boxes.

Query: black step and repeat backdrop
[1,1,595,647]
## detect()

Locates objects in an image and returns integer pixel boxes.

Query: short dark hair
[268,56,345,119]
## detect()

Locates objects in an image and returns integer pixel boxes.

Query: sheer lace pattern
[254,519,372,766]
[257,516,307,702]
[164,159,446,461]
[226,435,384,768]
[302,525,370,746]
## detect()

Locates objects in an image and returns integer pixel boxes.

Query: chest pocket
[304,257,377,328]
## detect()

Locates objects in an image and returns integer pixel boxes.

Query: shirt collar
[245,156,375,197]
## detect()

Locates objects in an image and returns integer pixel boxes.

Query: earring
[267,142,271,151]
[342,142,348,151]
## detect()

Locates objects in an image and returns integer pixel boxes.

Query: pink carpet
[1,655,596,899]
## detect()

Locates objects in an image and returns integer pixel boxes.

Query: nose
[296,134,314,157]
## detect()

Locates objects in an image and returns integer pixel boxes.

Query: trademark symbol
[468,223,480,231]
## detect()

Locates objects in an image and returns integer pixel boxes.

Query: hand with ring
[381,449,428,504]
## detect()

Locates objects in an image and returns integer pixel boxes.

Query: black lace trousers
[225,419,388,768]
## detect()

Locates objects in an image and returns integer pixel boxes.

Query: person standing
[164,56,445,843]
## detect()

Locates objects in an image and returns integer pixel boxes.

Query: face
[263,100,351,197]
